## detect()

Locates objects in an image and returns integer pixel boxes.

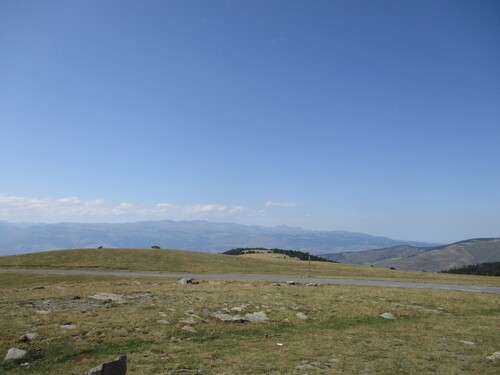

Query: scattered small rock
[179,317,197,325]
[157,320,170,325]
[36,310,50,315]
[19,332,38,343]
[89,293,125,303]
[245,311,269,323]
[306,282,320,286]
[296,358,338,371]
[379,312,396,320]
[296,312,308,320]
[486,351,500,360]
[4,348,27,361]
[459,340,474,345]
[287,281,297,285]
[177,278,193,285]
[20,362,30,368]
[81,355,127,375]
[213,313,248,323]
[181,325,197,333]
[32,286,45,290]
[60,323,77,330]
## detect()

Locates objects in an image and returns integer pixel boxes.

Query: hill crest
[322,238,500,272]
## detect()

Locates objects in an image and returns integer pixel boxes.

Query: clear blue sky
[1,1,499,243]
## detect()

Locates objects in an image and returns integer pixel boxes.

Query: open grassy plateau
[0,249,499,374]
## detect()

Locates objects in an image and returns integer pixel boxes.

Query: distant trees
[222,247,337,263]
[440,262,500,276]
[151,245,161,249]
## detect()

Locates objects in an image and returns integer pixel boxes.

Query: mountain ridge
[321,238,500,272]
[0,220,436,255]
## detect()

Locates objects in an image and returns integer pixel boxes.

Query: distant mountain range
[0,220,436,256]
[322,238,500,272]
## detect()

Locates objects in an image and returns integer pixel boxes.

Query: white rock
[181,325,197,333]
[25,333,38,340]
[296,312,308,320]
[19,332,38,342]
[4,348,27,361]
[177,278,194,285]
[245,311,269,323]
[459,340,474,345]
[89,293,125,302]
[379,312,396,320]
[157,320,170,325]
[486,351,500,360]
[213,313,248,323]
[60,324,76,330]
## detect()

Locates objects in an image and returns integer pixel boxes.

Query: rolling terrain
[0,248,499,374]
[322,238,500,272]
[0,220,436,255]
[1,247,499,287]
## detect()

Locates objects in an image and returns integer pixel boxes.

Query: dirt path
[1,267,499,294]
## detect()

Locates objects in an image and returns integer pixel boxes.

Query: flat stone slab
[245,311,269,323]
[213,313,248,323]
[4,348,27,361]
[89,293,125,302]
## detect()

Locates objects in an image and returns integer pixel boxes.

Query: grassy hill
[1,247,499,286]
[322,238,500,272]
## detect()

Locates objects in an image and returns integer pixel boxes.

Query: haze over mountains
[0,220,435,256]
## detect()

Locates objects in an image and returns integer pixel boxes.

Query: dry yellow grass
[1,248,499,286]
[0,271,499,374]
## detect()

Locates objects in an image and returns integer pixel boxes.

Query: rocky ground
[1,273,499,374]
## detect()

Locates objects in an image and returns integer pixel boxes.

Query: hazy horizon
[1,1,499,244]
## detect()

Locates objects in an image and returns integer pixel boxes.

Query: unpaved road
[1,268,499,294]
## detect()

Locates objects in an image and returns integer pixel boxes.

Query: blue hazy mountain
[0,220,437,256]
